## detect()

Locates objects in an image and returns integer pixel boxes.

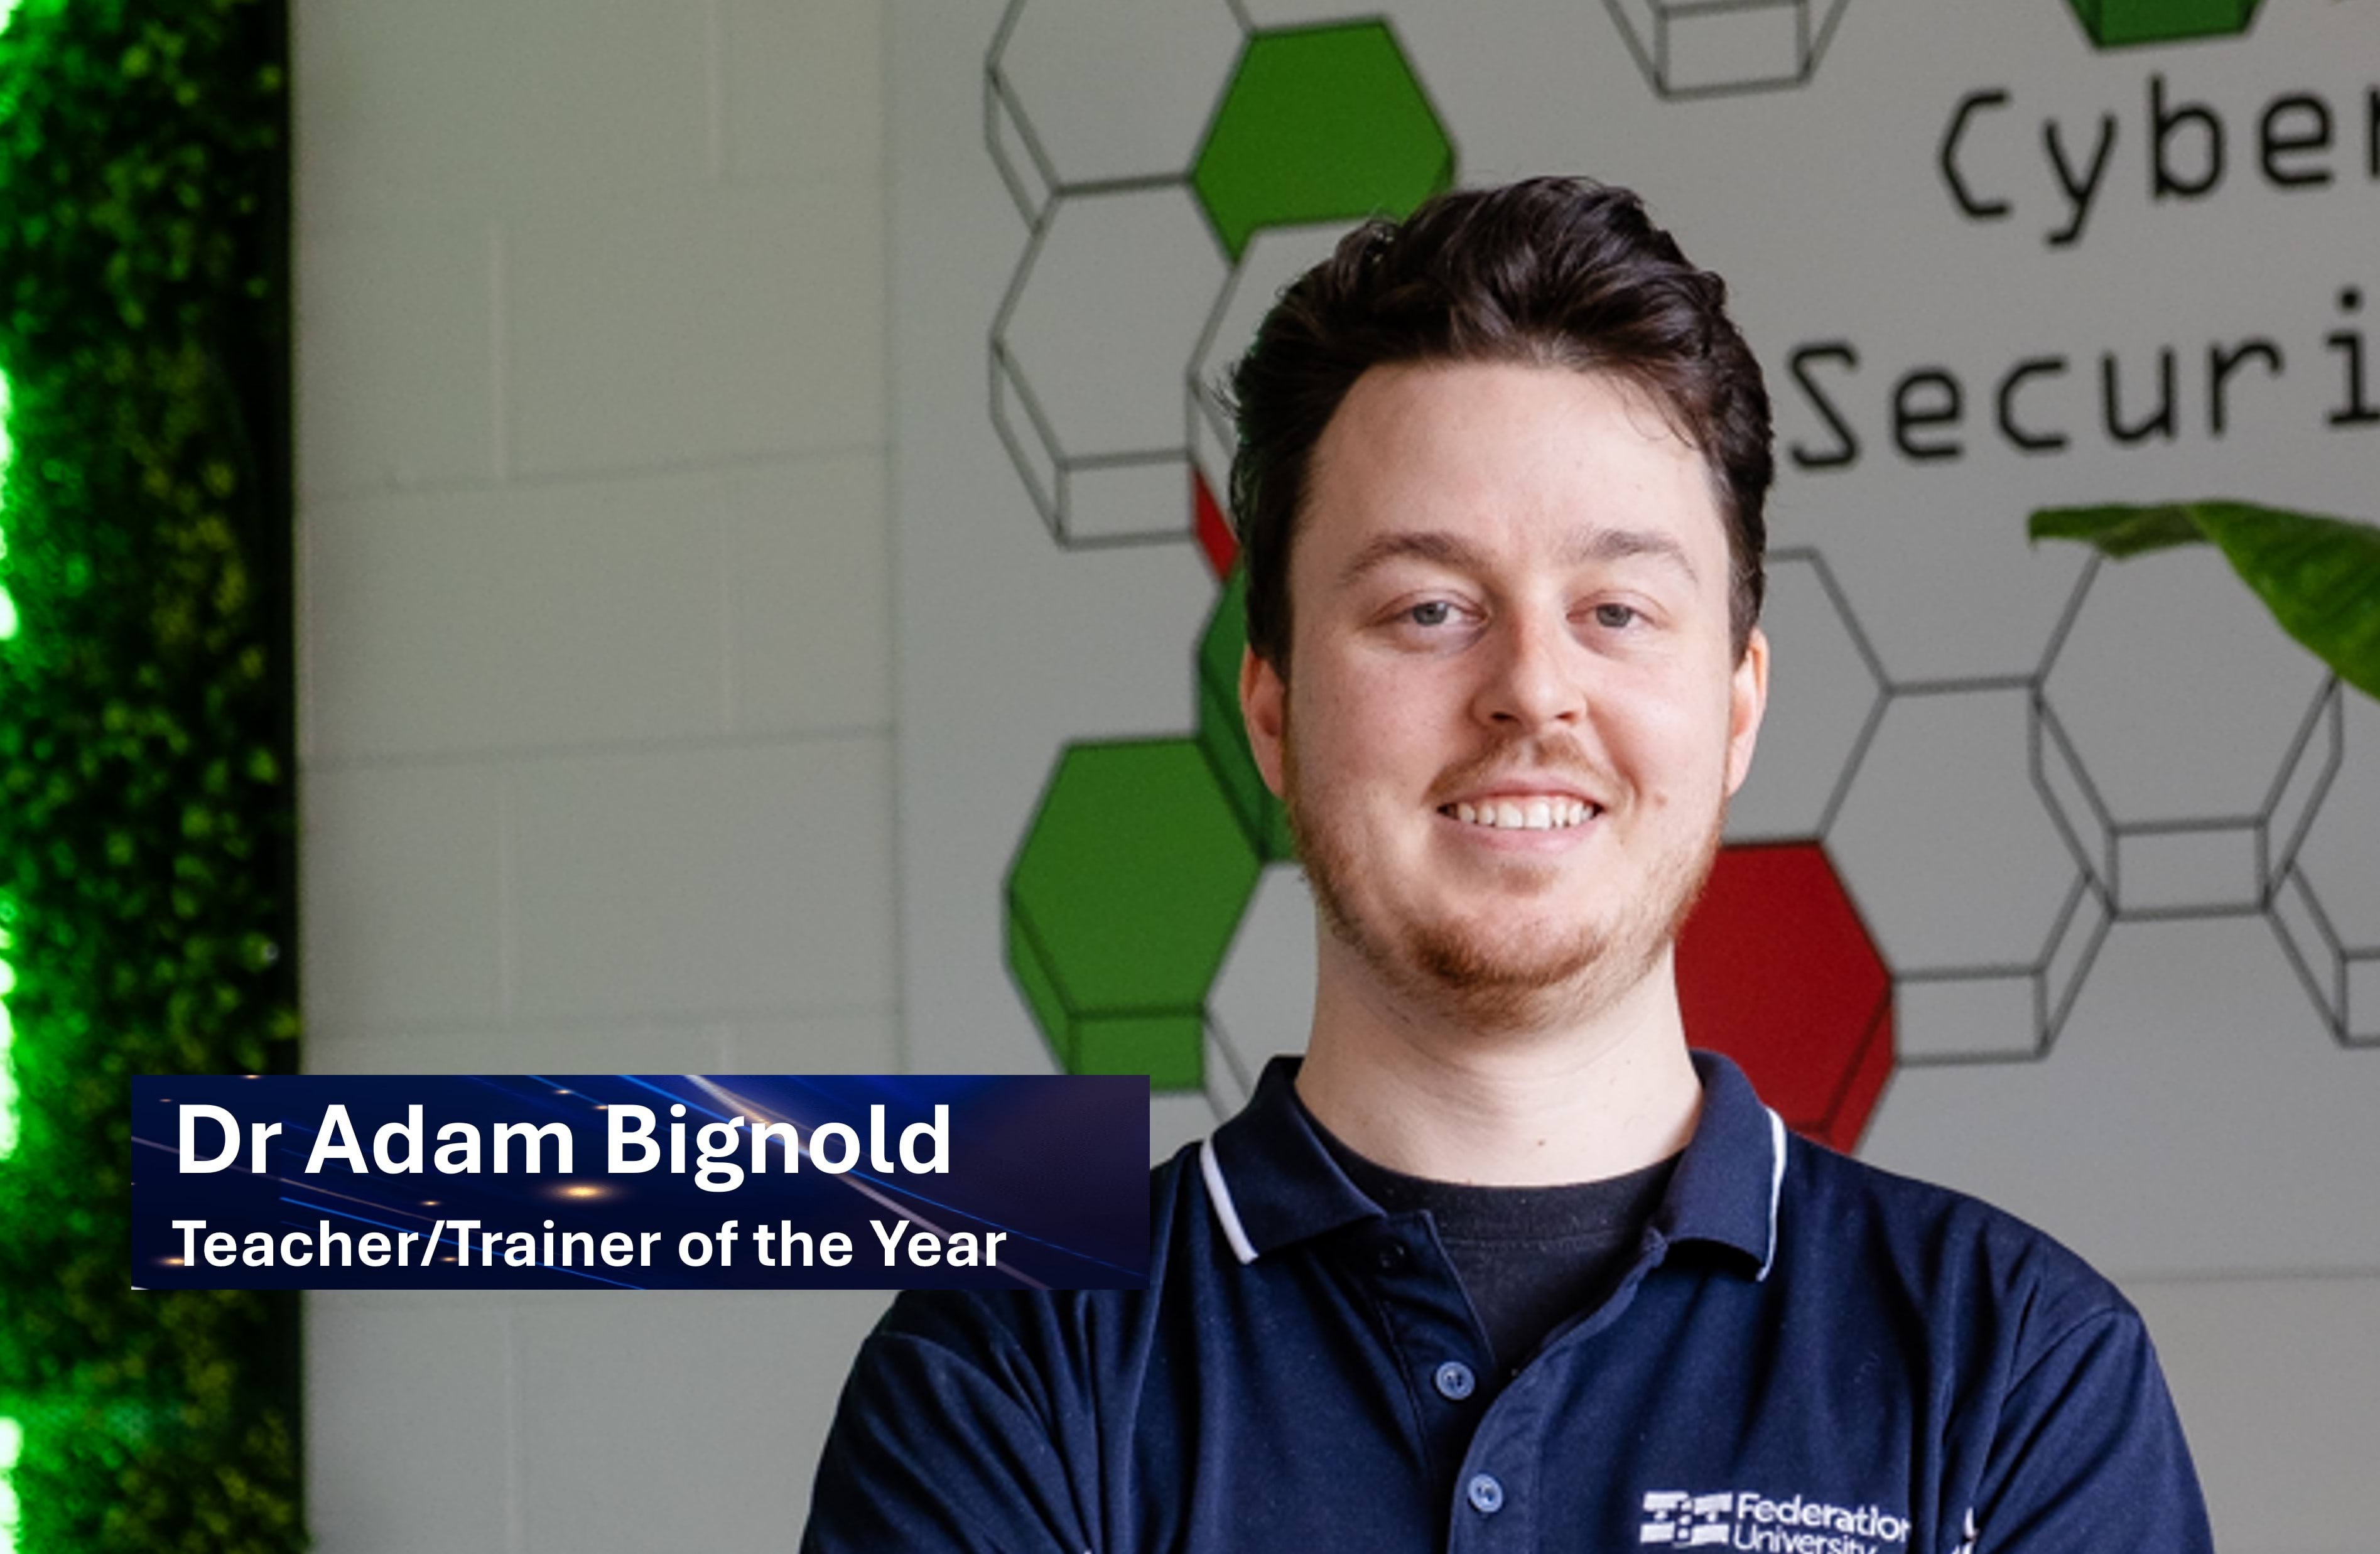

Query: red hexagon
[1193,468,1238,579]
[1677,841,1893,1152]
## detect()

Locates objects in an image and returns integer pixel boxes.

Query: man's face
[1240,360,1767,1033]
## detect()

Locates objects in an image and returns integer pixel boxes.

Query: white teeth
[1446,799,1598,830]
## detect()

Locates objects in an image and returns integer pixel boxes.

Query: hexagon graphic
[1007,738,1263,1089]
[1830,685,2110,1062]
[1192,21,1454,262]
[1726,548,1887,844]
[992,182,1230,548]
[2269,683,2379,1045]
[1604,0,1855,100]
[1196,567,1296,865]
[1187,220,1358,507]
[1193,468,1237,579]
[985,0,1246,224]
[1205,864,1319,1116]
[2063,0,2261,50]
[2036,552,2334,919]
[1675,842,1891,1151]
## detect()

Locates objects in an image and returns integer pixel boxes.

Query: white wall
[2131,1273,2380,1554]
[294,1,895,1546]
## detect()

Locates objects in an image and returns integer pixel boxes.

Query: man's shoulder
[863,1143,1214,1368]
[1782,1130,2109,1269]
[1776,1131,2139,1353]
[802,1154,1223,1551]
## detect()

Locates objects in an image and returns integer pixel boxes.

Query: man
[803,178,2211,1553]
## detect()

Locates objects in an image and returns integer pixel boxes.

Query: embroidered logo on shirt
[1641,1491,1737,1545]
[1638,1490,1912,1552]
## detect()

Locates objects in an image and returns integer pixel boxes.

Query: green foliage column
[0,1,301,1549]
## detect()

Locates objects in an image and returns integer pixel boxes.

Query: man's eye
[1407,601,1454,627]
[1590,602,1639,629]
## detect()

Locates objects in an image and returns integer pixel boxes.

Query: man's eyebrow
[1564,526,1699,583]
[1333,526,1701,587]
[1334,531,1489,588]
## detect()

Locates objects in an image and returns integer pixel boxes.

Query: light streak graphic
[0,364,17,1160]
[0,1414,21,1552]
[0,942,16,1160]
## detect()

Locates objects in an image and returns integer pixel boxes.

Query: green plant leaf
[2030,500,2380,704]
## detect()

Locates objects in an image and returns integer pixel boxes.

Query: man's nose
[1471,607,1586,731]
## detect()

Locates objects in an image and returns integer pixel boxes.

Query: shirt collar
[1200,1050,1786,1278]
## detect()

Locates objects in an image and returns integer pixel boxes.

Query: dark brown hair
[1226,176,1772,669]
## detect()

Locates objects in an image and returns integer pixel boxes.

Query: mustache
[1423,731,1609,807]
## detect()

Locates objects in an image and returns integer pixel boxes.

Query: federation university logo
[1641,1490,1913,1553]
[1642,1491,1736,1545]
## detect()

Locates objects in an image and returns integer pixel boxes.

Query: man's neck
[1293,937,1702,1187]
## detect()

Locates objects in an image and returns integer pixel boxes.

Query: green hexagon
[1196,568,1295,864]
[2065,0,2260,47]
[1191,21,1454,263]
[1007,738,1262,1089]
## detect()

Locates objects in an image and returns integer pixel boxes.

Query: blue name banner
[132,1074,1150,1291]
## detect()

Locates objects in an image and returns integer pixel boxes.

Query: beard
[1282,722,1723,1035]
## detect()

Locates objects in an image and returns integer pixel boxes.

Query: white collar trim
[1199,1136,1260,1265]
[1756,1107,1787,1282]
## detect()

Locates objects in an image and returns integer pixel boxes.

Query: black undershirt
[1314,1120,1678,1374]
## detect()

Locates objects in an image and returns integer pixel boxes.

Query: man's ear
[1724,625,1769,799]
[1240,646,1288,798]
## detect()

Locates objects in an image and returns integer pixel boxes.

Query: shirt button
[1376,1244,1408,1272]
[1434,1361,1476,1400]
[1467,1474,1505,1514]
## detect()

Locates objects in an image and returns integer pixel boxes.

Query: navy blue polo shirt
[803,1053,2211,1553]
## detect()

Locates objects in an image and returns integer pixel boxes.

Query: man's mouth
[1437,797,1600,831]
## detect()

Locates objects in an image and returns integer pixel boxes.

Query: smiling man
[803,178,2211,1554]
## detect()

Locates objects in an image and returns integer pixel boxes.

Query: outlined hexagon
[985,0,1247,224]
[1726,548,1888,844]
[2270,683,2379,1045]
[1191,20,1453,262]
[1187,220,1358,509]
[2036,551,2333,919]
[1676,842,1892,1150]
[2064,0,2261,50]
[1830,684,2110,1062]
[1007,738,1262,1088]
[1604,0,1855,100]
[992,182,1231,548]
[1204,863,1318,1116]
[1196,567,1296,864]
